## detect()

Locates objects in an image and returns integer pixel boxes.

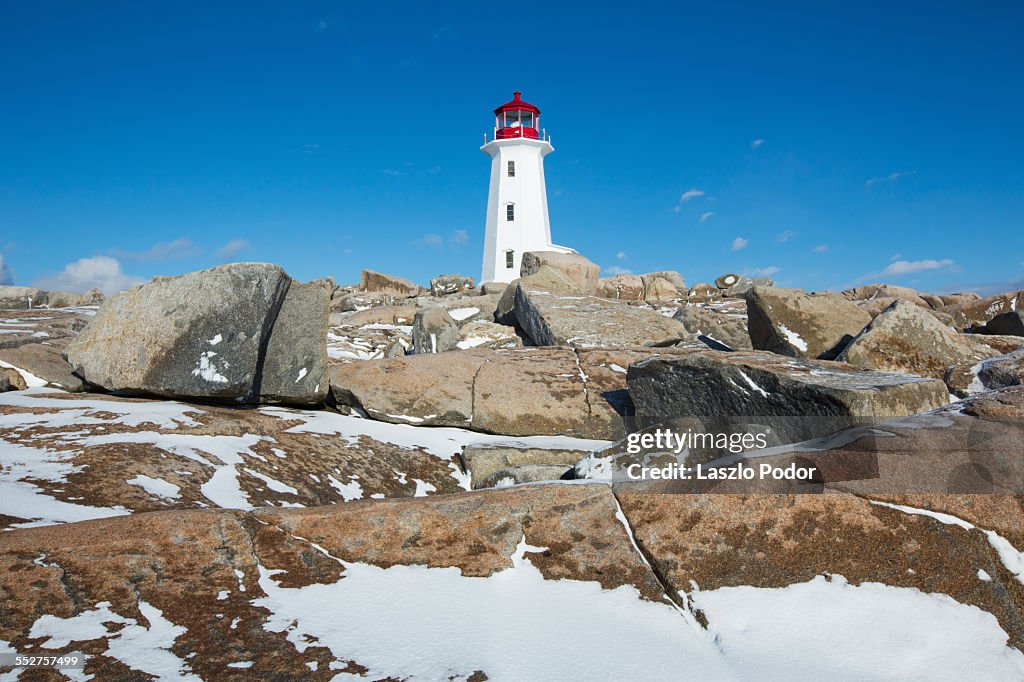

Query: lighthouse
[480,92,575,284]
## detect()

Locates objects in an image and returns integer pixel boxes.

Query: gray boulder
[462,445,587,489]
[430,273,475,296]
[495,265,580,325]
[746,286,872,359]
[674,306,752,351]
[836,300,1002,380]
[0,286,46,310]
[514,287,687,348]
[628,350,948,423]
[411,306,459,354]
[520,251,600,294]
[0,367,26,392]
[65,263,328,404]
[946,349,1024,397]
[480,281,508,296]
[941,290,1024,329]
[596,274,645,301]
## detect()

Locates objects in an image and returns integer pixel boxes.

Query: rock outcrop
[674,305,752,351]
[359,269,423,297]
[946,349,1024,397]
[411,306,459,354]
[65,264,329,405]
[836,300,1004,380]
[520,251,600,294]
[746,286,872,359]
[429,273,475,296]
[513,288,687,348]
[982,310,1024,337]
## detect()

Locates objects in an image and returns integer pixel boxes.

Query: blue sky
[1,1,1022,295]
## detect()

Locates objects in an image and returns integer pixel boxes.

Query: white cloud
[35,256,144,295]
[315,19,329,32]
[751,139,764,149]
[731,237,749,251]
[699,212,715,223]
[0,253,13,285]
[881,258,954,276]
[603,265,633,276]
[747,266,780,277]
[449,229,469,245]
[679,188,704,203]
[216,239,251,260]
[813,244,829,253]
[114,238,200,262]
[383,169,408,176]
[865,169,917,187]
[890,254,902,261]
[412,230,468,249]
[671,206,682,214]
[776,230,797,242]
[616,251,628,261]
[416,233,444,247]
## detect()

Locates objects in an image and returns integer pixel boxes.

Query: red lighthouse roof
[494,91,540,115]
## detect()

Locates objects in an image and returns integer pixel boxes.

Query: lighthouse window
[520,112,534,128]
[506,250,515,269]
[507,160,515,177]
[506,203,515,221]
[504,110,521,128]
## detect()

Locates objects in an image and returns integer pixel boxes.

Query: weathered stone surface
[983,311,1024,337]
[616,490,1024,650]
[480,281,509,295]
[456,320,521,350]
[260,280,330,404]
[723,277,773,297]
[340,305,418,326]
[433,294,502,325]
[359,269,423,297]
[0,307,91,350]
[687,283,721,303]
[596,274,645,300]
[837,300,1003,380]
[66,264,328,404]
[520,251,600,294]
[644,270,686,291]
[674,305,752,351]
[330,347,676,439]
[462,445,588,488]
[0,367,26,391]
[746,286,872,359]
[45,288,105,308]
[514,288,687,348]
[942,291,1024,329]
[0,483,672,679]
[946,349,1024,397]
[0,342,85,391]
[476,464,574,488]
[430,273,475,296]
[642,275,679,303]
[0,285,46,309]
[940,292,981,307]
[495,265,580,324]
[412,306,459,354]
[843,283,930,307]
[0,389,475,528]
[628,349,949,422]
[714,273,742,289]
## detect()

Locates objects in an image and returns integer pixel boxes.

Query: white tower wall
[480,138,573,284]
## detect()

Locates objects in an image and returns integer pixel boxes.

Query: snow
[412,478,437,497]
[0,388,203,430]
[328,474,363,501]
[609,363,627,373]
[29,601,201,680]
[448,307,480,321]
[693,574,1024,681]
[979,569,993,581]
[253,535,731,680]
[736,369,770,397]
[778,324,809,352]
[0,359,48,388]
[295,367,308,383]
[127,475,181,501]
[456,336,490,349]
[244,468,298,495]
[192,351,229,384]
[208,334,223,345]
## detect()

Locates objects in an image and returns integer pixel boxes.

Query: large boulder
[596,274,645,301]
[520,251,600,294]
[462,445,587,489]
[982,311,1024,337]
[716,274,773,297]
[942,290,1024,329]
[45,288,105,308]
[746,286,872,359]
[0,366,26,391]
[411,306,459,354]
[495,265,580,325]
[455,321,521,350]
[0,342,85,391]
[627,349,948,423]
[65,264,328,405]
[429,273,475,296]
[946,349,1024,397]
[359,269,423,297]
[513,287,687,348]
[0,286,46,310]
[641,275,679,303]
[0,307,91,350]
[836,300,1003,380]
[673,305,752,351]
[330,347,679,439]
[842,283,930,308]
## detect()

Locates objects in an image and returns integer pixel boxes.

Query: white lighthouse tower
[480,92,574,284]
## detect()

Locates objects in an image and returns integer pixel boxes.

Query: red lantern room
[494,91,541,140]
